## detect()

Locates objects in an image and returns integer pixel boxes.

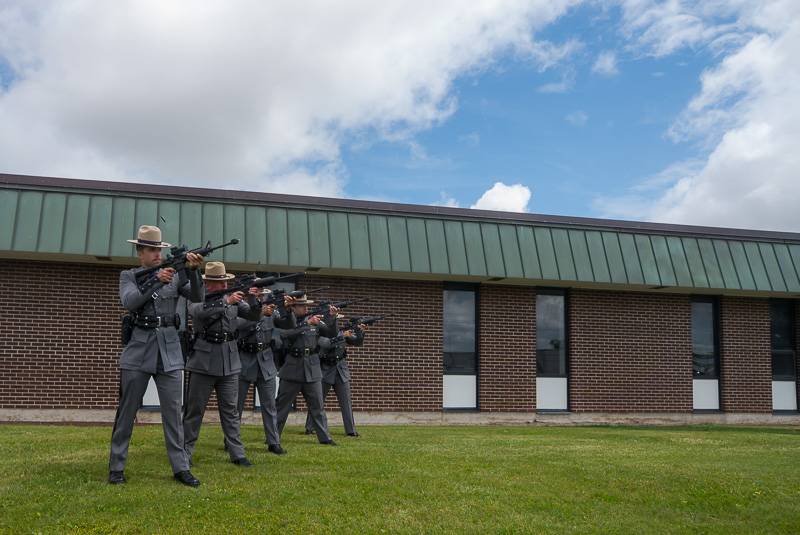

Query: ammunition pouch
[289,347,312,358]
[200,330,237,344]
[132,314,181,329]
[238,340,268,354]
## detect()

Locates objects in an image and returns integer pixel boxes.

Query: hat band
[204,274,230,279]
[138,238,164,246]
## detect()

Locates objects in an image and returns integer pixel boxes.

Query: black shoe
[347,432,360,437]
[174,470,200,487]
[268,444,287,455]
[321,439,337,446]
[304,429,314,435]
[232,457,253,467]
[108,471,126,484]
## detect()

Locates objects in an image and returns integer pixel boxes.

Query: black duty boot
[174,470,200,488]
[232,457,253,467]
[268,444,287,455]
[108,471,126,484]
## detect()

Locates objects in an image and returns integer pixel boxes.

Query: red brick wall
[295,275,443,412]
[568,289,693,412]
[719,296,772,413]
[478,285,536,411]
[0,260,123,408]
[0,259,794,415]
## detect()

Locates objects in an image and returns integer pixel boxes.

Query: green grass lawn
[0,423,799,534]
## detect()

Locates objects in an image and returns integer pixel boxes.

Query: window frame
[535,288,568,379]
[770,299,797,381]
[442,282,479,377]
[690,296,720,380]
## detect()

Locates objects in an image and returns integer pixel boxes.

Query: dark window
[771,301,796,381]
[537,292,566,377]
[443,286,476,375]
[692,298,719,379]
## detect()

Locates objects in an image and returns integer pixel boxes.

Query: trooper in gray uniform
[274,295,337,445]
[233,288,286,455]
[305,315,366,437]
[109,225,204,487]
[183,261,258,467]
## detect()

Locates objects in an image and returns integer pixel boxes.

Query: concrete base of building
[1,408,799,426]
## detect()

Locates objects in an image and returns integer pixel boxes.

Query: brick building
[1,173,799,425]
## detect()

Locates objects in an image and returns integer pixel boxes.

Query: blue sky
[343,4,711,215]
[0,1,797,231]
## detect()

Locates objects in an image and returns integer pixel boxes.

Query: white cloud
[592,50,619,76]
[458,132,481,147]
[565,110,588,126]
[432,191,461,208]
[471,181,531,212]
[597,0,800,232]
[0,0,577,195]
[537,68,576,93]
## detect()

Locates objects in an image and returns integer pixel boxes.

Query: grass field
[0,423,798,534]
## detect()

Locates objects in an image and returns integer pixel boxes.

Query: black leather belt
[133,314,180,329]
[200,330,237,343]
[238,340,267,353]
[290,347,313,358]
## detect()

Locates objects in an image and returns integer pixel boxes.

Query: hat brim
[202,273,236,280]
[127,239,172,248]
[289,300,315,305]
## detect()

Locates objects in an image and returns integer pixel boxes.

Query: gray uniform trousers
[183,299,256,463]
[274,313,334,443]
[109,266,202,475]
[305,364,357,435]
[183,372,245,462]
[236,371,280,446]
[276,378,331,443]
[109,362,188,473]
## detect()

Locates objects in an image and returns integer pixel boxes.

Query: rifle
[204,272,303,302]
[261,286,329,306]
[345,315,389,329]
[134,239,240,282]
[309,297,369,316]
[323,316,387,358]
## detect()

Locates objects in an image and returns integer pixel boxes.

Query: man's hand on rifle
[225,291,245,305]
[185,252,204,269]
[307,314,324,326]
[262,304,276,316]
[328,305,339,316]
[157,267,176,283]
[358,323,367,331]
[248,287,261,297]
[284,295,297,307]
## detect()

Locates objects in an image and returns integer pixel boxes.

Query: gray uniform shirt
[236,313,281,382]
[276,312,338,383]
[318,329,363,385]
[119,267,204,374]
[187,297,258,377]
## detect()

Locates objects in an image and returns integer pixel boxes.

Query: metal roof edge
[2,171,799,243]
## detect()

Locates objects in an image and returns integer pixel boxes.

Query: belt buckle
[155,315,162,328]
[304,348,310,357]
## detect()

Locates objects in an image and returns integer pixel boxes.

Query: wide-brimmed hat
[288,294,315,306]
[202,261,235,280]
[127,225,171,248]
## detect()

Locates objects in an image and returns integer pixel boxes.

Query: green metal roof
[1,173,800,295]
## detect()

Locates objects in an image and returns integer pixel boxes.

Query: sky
[0,1,798,231]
